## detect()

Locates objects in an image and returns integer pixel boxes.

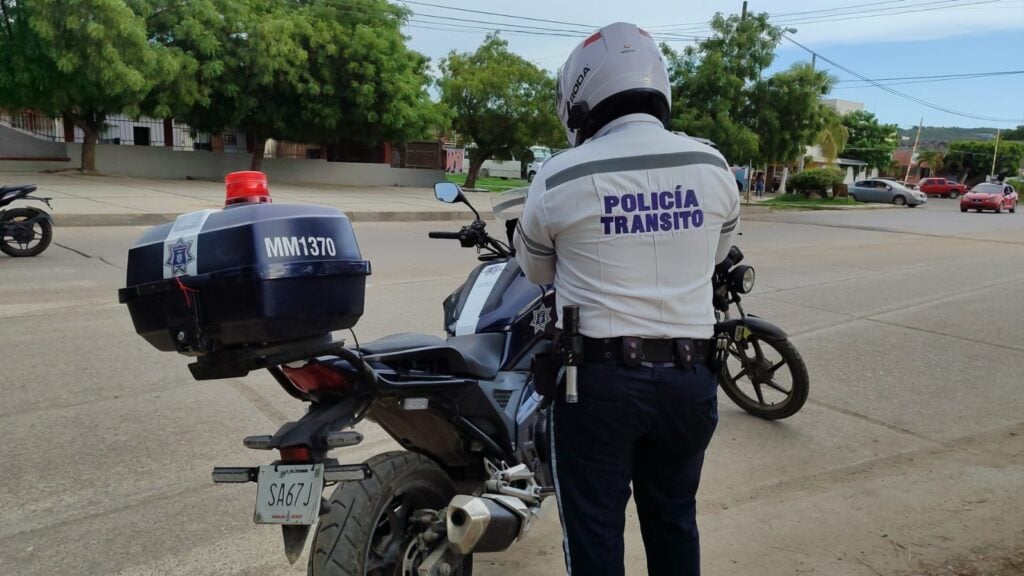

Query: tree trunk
[766,165,777,194]
[250,135,268,171]
[80,124,99,173]
[74,112,105,173]
[465,156,486,189]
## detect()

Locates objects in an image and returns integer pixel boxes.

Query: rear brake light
[279,445,312,462]
[281,363,352,394]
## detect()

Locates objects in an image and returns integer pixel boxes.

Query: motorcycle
[145,183,806,574]
[0,184,54,257]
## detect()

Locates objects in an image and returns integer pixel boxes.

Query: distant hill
[897,126,999,143]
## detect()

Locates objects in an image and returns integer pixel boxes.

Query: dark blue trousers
[551,360,719,576]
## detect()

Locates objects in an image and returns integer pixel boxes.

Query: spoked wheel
[309,451,472,576]
[0,208,53,257]
[719,336,809,420]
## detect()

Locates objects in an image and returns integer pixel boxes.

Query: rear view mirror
[434,182,463,204]
[886,185,893,191]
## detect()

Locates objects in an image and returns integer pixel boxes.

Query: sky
[397,0,1024,130]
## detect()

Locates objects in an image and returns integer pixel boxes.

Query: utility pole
[745,160,752,206]
[741,1,747,19]
[991,128,1001,179]
[904,117,923,183]
[811,53,816,72]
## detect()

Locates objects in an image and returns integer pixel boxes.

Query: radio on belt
[118,171,371,375]
[561,305,583,403]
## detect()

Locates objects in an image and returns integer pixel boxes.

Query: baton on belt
[562,305,583,403]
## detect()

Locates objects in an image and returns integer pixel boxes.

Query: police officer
[514,22,740,576]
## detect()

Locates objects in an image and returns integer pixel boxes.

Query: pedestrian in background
[755,172,766,198]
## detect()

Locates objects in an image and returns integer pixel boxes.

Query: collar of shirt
[590,113,664,140]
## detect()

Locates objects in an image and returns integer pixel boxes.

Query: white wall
[0,124,68,159]
[1,140,441,187]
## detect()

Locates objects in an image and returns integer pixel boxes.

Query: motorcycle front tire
[719,336,809,420]
[309,451,473,576]
[0,208,53,257]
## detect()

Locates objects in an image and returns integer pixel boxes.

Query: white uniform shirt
[514,114,740,339]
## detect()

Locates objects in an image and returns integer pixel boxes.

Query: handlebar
[428,221,512,259]
[428,231,462,239]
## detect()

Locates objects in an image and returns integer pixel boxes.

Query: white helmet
[556,22,671,147]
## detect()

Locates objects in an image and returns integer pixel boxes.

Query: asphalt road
[1,198,1022,576]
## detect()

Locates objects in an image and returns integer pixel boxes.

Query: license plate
[253,464,324,525]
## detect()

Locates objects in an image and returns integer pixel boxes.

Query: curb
[53,203,783,227]
[54,209,495,227]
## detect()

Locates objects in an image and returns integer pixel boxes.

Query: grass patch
[761,194,858,209]
[446,173,529,192]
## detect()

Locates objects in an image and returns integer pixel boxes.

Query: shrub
[1008,177,1024,191]
[788,167,846,197]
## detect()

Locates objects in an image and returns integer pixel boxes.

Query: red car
[918,177,967,199]
[960,182,1017,213]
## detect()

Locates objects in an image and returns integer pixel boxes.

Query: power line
[644,0,914,28]
[772,0,1007,27]
[317,0,699,42]
[835,70,1024,83]
[783,34,1023,123]
[833,70,1024,88]
[407,18,699,42]
[651,0,1008,34]
[397,0,597,30]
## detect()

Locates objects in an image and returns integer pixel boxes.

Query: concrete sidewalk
[2,171,490,226]
[0,171,859,227]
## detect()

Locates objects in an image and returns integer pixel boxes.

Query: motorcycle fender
[716,316,787,341]
[14,207,54,225]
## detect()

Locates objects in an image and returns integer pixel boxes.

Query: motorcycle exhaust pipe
[446,495,525,554]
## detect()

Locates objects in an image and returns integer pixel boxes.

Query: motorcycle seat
[360,332,506,380]
[359,333,446,355]
[1,185,37,201]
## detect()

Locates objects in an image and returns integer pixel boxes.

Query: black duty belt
[582,336,715,368]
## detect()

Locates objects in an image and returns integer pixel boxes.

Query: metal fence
[0,110,205,151]
[2,109,444,168]
[1,110,61,141]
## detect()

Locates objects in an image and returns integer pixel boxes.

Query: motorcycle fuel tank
[119,175,370,357]
[443,259,552,338]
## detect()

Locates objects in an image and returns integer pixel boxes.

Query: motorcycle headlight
[729,265,756,294]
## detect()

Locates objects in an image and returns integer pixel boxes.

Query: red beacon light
[224,171,272,206]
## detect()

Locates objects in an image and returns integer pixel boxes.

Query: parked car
[960,182,1017,213]
[877,177,918,190]
[849,179,929,207]
[917,177,967,199]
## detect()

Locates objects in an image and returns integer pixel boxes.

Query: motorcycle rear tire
[0,208,53,257]
[719,336,809,420]
[309,451,473,576]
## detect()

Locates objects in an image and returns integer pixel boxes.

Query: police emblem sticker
[530,305,552,334]
[165,238,195,277]
[162,209,216,279]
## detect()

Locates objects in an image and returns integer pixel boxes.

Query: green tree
[885,158,903,178]
[660,13,776,164]
[752,62,834,178]
[841,110,898,172]
[917,150,945,178]
[816,109,849,166]
[1001,125,1024,141]
[662,12,830,171]
[0,0,197,172]
[945,140,1024,184]
[787,166,845,197]
[439,34,560,189]
[156,0,443,170]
